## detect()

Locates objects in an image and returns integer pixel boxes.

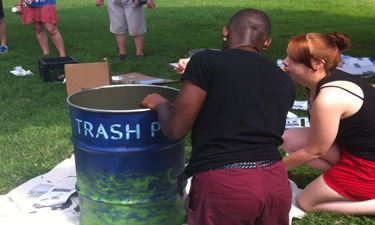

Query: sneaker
[136,54,145,58]
[114,54,127,60]
[0,46,9,54]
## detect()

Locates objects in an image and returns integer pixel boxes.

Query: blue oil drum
[67,85,186,225]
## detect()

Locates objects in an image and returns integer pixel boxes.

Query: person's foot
[0,46,9,54]
[136,54,145,58]
[114,54,127,60]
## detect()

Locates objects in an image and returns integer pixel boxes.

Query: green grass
[1,0,375,223]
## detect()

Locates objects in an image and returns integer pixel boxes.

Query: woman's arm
[283,89,343,168]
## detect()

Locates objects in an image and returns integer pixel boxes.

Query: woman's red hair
[287,32,351,76]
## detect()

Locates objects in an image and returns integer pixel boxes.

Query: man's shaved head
[228,9,271,41]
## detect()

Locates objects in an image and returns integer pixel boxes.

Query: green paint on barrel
[67,85,186,225]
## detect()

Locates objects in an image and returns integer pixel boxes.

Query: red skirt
[22,5,58,25]
[323,148,375,201]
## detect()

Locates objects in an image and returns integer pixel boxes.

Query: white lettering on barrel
[84,121,94,137]
[74,118,162,140]
[110,124,123,140]
[151,122,161,137]
[126,124,140,139]
[75,119,83,134]
[96,124,109,139]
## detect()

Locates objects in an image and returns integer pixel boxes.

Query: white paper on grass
[0,155,79,225]
[286,117,310,129]
[10,66,33,76]
[24,184,76,209]
[6,155,77,211]
[292,100,308,111]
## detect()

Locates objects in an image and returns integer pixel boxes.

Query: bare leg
[0,18,7,46]
[44,22,66,57]
[33,22,50,55]
[298,175,375,215]
[282,128,341,172]
[116,33,127,55]
[133,33,144,56]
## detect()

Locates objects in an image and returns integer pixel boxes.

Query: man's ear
[222,27,229,40]
[261,38,272,51]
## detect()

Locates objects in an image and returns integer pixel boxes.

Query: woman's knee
[281,128,309,154]
[297,193,313,212]
[33,22,45,33]
[44,24,59,35]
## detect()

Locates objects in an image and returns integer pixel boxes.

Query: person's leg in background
[108,0,128,60]
[126,1,146,57]
[44,22,66,57]
[0,0,9,54]
[33,22,50,55]
[133,33,144,57]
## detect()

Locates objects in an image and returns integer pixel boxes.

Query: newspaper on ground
[0,155,306,225]
[287,102,310,129]
[0,155,79,225]
[13,184,76,210]
[286,117,310,129]
[292,100,309,111]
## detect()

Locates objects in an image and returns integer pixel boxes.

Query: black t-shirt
[182,49,296,175]
[316,69,375,161]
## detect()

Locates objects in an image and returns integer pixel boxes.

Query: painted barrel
[67,85,186,225]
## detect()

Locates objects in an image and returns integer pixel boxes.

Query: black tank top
[315,69,375,161]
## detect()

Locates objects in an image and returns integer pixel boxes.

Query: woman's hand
[174,58,190,74]
[147,0,156,9]
[95,0,104,7]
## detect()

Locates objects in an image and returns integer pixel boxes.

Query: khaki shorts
[107,0,146,36]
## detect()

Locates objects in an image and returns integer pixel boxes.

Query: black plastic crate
[38,56,79,82]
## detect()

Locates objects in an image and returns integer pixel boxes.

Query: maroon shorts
[187,161,292,225]
[22,5,58,25]
[323,148,375,201]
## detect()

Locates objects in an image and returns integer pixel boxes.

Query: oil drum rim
[66,84,179,113]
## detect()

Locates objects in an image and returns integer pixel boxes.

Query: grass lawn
[1,0,375,224]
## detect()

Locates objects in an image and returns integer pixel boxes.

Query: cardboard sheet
[65,62,112,96]
[112,72,179,84]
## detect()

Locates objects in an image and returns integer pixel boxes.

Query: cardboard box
[65,62,111,96]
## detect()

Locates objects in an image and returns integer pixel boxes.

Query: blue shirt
[28,0,56,7]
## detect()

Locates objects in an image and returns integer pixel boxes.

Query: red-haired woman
[15,0,65,56]
[282,32,375,215]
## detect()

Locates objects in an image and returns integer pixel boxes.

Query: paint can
[67,85,186,225]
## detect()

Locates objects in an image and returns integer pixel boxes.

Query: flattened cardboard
[112,72,179,84]
[65,62,111,96]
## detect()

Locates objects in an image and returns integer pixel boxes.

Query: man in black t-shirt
[140,9,295,225]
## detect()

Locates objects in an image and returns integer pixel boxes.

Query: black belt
[177,160,279,196]
[214,160,279,170]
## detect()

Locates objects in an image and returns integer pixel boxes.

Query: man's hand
[139,93,170,111]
